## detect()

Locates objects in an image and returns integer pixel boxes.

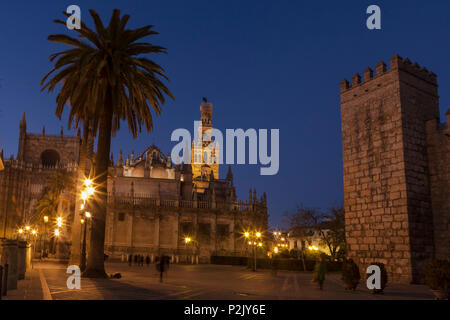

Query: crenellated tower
[340,54,440,284]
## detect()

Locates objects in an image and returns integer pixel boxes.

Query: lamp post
[80,211,91,272]
[80,178,95,271]
[184,237,192,264]
[54,228,60,254]
[43,216,48,258]
[244,231,262,272]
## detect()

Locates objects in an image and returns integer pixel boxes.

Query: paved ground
[3,260,435,300]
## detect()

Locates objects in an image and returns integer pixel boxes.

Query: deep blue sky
[0,1,449,228]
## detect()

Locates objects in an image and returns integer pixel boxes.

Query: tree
[284,205,319,271]
[317,205,345,260]
[41,9,174,277]
[35,170,73,221]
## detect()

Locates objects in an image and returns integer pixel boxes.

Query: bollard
[2,264,8,296]
[0,239,18,290]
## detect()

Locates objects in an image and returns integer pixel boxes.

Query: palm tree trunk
[69,120,88,265]
[83,96,113,278]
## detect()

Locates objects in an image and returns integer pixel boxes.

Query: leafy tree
[41,9,173,277]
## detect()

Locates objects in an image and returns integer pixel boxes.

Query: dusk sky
[1,0,449,227]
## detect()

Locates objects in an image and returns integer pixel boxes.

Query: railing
[107,193,265,212]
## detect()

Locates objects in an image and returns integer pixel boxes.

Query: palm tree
[35,191,59,221]
[41,9,174,277]
[35,170,73,221]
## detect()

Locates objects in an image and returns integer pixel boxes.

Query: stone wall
[104,204,267,262]
[426,112,450,261]
[19,133,80,166]
[340,55,440,283]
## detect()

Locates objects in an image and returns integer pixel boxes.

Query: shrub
[367,262,388,294]
[423,259,450,292]
[341,259,360,290]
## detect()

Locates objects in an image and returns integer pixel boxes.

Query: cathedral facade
[0,100,268,262]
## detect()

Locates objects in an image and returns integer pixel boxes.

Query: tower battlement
[339,55,445,284]
[340,54,437,93]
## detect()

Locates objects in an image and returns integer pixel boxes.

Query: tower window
[118,212,125,221]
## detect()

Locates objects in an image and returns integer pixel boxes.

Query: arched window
[40,149,60,167]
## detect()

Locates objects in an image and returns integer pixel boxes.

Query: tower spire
[226,165,234,186]
[20,112,26,133]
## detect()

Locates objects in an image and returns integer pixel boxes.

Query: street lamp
[244,230,263,272]
[80,211,92,272]
[43,216,49,258]
[79,178,95,271]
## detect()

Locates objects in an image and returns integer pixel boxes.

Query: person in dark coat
[158,255,171,282]
[128,254,132,266]
[313,255,327,290]
[134,254,138,265]
[146,255,150,267]
[140,255,144,266]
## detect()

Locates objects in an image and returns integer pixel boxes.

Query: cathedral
[0,100,268,263]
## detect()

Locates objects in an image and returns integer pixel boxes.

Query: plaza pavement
[3,260,435,300]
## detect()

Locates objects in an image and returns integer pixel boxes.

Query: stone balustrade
[107,193,266,212]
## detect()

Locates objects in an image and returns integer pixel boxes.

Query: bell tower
[191,98,220,180]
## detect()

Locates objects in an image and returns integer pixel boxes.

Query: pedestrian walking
[146,255,150,267]
[312,255,327,290]
[128,254,132,266]
[157,255,170,282]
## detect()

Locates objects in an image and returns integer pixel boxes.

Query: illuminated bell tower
[191,98,219,180]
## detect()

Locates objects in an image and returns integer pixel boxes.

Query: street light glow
[43,216,49,223]
[244,232,249,238]
[87,186,95,196]
[85,212,91,218]
[57,217,63,227]
[31,229,37,235]
[54,229,60,236]
[80,218,85,224]
[185,237,191,244]
[25,225,30,231]
[84,179,92,187]
[18,228,24,234]
[81,191,88,201]
[256,232,261,238]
